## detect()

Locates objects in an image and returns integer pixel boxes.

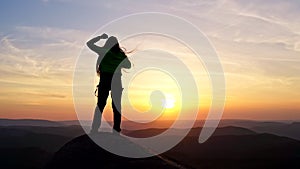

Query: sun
[162,95,175,109]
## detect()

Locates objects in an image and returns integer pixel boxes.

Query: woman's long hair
[97,36,135,76]
[104,36,136,54]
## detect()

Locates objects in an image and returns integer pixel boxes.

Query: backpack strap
[94,85,99,97]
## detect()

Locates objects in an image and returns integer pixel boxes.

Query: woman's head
[103,35,136,55]
[104,36,121,53]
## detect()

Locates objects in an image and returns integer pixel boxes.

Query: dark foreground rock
[45,133,180,169]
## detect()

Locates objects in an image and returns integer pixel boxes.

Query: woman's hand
[100,33,108,39]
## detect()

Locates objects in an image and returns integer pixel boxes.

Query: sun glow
[120,70,183,121]
[162,94,175,109]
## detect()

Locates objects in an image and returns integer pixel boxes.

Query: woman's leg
[111,90,122,132]
[91,106,102,133]
[111,75,123,132]
[91,75,111,133]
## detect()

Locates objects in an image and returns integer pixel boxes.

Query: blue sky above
[0,0,115,30]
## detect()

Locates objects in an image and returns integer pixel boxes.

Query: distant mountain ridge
[123,126,257,138]
[0,118,63,127]
[1,118,300,140]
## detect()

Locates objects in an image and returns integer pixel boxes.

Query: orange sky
[0,1,300,121]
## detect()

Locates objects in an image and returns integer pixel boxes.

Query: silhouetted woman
[87,33,131,134]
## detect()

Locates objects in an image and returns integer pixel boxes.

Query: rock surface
[45,133,180,169]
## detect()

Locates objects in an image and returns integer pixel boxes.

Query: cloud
[0,26,90,105]
[0,36,52,79]
[1,26,89,77]
[174,1,300,86]
[23,91,67,98]
[15,26,87,47]
[165,0,300,51]
[294,41,300,51]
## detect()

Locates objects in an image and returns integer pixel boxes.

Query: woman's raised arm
[86,34,108,55]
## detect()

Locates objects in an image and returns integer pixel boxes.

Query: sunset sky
[0,0,300,121]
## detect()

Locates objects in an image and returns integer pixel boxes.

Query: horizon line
[0,118,299,122]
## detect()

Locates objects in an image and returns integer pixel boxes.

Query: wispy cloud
[0,26,89,106]
[0,26,88,79]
